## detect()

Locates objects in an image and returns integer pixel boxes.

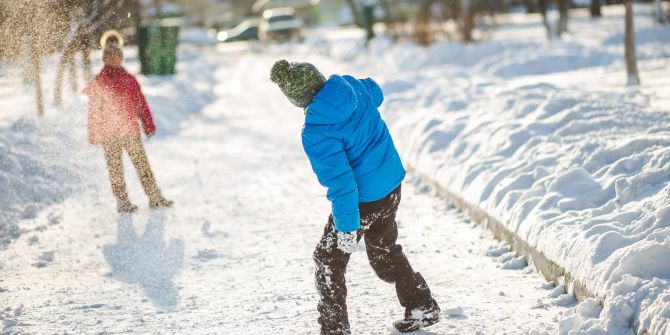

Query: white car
[259,7,304,42]
[217,19,261,43]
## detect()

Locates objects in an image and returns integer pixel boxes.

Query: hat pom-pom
[270,60,291,84]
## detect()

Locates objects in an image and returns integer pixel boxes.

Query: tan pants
[103,136,161,202]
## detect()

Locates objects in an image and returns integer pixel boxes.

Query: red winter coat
[84,66,155,145]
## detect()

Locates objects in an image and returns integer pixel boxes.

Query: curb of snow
[406,166,599,298]
[409,165,667,335]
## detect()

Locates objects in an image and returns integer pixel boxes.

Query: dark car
[217,19,261,43]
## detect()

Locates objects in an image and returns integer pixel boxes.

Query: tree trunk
[656,0,667,24]
[590,0,602,17]
[53,49,72,106]
[557,0,569,37]
[538,0,552,39]
[378,0,399,41]
[77,34,93,82]
[154,0,162,17]
[344,0,363,27]
[29,44,44,116]
[624,0,640,85]
[415,0,433,45]
[525,0,537,13]
[68,54,78,94]
[82,48,92,81]
[53,59,65,106]
[134,0,142,31]
[459,3,475,43]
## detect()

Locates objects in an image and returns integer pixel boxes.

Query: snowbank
[0,100,91,249]
[304,5,670,334]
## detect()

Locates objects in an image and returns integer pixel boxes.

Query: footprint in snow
[32,251,55,268]
[195,249,219,262]
[201,221,229,238]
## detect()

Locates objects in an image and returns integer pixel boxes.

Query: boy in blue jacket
[270,60,440,334]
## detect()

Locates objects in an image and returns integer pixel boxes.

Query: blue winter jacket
[302,75,406,232]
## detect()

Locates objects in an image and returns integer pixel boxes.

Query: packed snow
[0,44,573,334]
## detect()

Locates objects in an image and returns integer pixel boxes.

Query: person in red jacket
[84,41,172,213]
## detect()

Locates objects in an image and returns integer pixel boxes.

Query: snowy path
[0,51,570,334]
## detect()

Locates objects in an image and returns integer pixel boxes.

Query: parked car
[217,19,261,43]
[259,7,303,42]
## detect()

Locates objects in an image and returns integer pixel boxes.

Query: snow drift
[304,5,670,335]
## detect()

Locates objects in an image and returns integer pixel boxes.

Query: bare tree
[537,0,551,38]
[536,0,569,39]
[154,0,163,17]
[345,0,364,27]
[524,0,537,13]
[414,0,434,45]
[29,35,44,116]
[624,0,639,85]
[53,0,131,106]
[458,0,476,42]
[1,1,65,116]
[656,0,667,24]
[378,0,400,41]
[557,0,569,36]
[590,0,602,18]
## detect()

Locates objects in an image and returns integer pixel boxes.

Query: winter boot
[393,298,441,333]
[149,195,173,209]
[117,200,138,213]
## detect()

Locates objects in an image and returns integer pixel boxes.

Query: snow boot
[117,200,138,213]
[393,298,441,333]
[149,196,173,209]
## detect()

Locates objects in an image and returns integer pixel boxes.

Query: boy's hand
[336,231,357,254]
[146,131,155,138]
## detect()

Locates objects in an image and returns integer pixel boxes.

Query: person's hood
[83,66,126,96]
[100,65,126,76]
[305,75,357,125]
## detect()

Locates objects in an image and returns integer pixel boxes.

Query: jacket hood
[84,66,126,96]
[100,65,125,76]
[305,75,357,125]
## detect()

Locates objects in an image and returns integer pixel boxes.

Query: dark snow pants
[103,136,161,202]
[313,185,434,335]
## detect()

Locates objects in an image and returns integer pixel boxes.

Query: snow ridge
[305,7,670,335]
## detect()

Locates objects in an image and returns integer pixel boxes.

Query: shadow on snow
[103,210,184,310]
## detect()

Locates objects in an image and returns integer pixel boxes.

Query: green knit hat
[270,60,326,108]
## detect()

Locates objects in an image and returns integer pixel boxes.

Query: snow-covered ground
[294,5,670,334]
[1,4,669,335]
[0,48,573,334]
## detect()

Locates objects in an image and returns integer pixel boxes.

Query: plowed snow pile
[305,5,670,334]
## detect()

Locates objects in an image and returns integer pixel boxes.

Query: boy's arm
[360,77,384,107]
[131,77,156,136]
[302,131,360,233]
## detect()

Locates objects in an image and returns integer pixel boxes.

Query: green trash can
[138,25,179,75]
